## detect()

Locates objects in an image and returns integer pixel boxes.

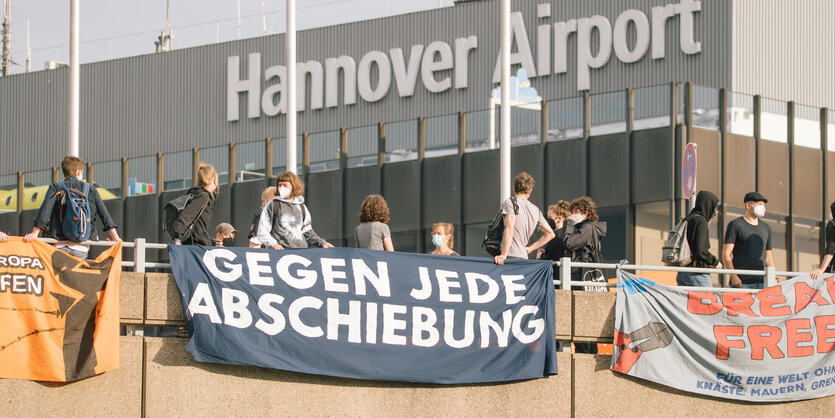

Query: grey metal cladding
[0,0,733,175]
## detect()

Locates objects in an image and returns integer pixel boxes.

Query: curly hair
[358,194,390,223]
[569,196,599,222]
[513,172,535,194]
[548,200,571,220]
[276,171,305,199]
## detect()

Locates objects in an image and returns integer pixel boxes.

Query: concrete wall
[5,272,835,416]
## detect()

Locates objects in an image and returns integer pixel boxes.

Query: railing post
[265,137,273,181]
[16,172,23,214]
[765,266,776,287]
[134,237,146,273]
[228,142,237,185]
[559,257,572,290]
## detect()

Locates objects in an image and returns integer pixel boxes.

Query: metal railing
[37,238,808,293]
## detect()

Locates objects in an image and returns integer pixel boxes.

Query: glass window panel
[509,105,541,146]
[426,114,458,157]
[795,218,822,273]
[0,174,17,212]
[691,85,719,130]
[95,160,123,199]
[163,151,192,191]
[633,85,670,130]
[385,119,418,162]
[829,110,835,151]
[346,125,377,168]
[271,136,302,175]
[309,130,341,173]
[465,108,496,152]
[235,140,266,182]
[727,92,754,136]
[547,97,582,140]
[590,91,625,136]
[127,155,157,196]
[793,104,820,149]
[760,98,787,143]
[200,145,229,185]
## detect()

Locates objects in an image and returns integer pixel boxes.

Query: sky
[2,0,453,75]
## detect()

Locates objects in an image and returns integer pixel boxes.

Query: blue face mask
[432,234,446,248]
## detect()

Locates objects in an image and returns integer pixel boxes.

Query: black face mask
[546,218,557,230]
[222,237,235,247]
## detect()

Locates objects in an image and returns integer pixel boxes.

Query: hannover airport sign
[227,0,702,122]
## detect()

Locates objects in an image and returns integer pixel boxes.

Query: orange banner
[0,237,121,382]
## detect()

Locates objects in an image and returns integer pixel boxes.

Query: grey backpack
[661,216,692,266]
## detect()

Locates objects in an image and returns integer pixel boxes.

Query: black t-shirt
[825,220,835,272]
[724,217,772,283]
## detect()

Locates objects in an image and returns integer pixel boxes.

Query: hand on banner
[810,267,825,280]
[272,244,284,250]
[494,254,507,265]
[23,227,40,242]
[323,242,335,248]
[0,231,7,242]
[729,274,742,288]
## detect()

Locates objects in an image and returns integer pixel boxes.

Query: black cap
[743,192,768,203]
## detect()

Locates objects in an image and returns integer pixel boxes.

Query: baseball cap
[743,192,768,203]
[215,223,238,235]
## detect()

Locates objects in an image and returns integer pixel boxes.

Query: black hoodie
[171,186,216,246]
[685,190,720,268]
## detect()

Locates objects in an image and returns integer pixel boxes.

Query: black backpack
[482,196,518,256]
[163,193,208,242]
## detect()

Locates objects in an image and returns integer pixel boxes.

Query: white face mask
[277,186,291,199]
[753,204,766,218]
[570,213,585,224]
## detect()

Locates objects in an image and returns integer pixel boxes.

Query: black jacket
[540,227,566,261]
[563,219,607,273]
[171,186,216,246]
[685,190,720,268]
[34,177,117,241]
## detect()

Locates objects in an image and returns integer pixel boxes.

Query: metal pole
[69,0,80,157]
[285,0,297,174]
[499,0,511,200]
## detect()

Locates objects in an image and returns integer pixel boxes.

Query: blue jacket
[34,177,118,241]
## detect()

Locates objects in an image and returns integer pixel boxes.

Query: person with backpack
[171,163,218,246]
[256,171,334,249]
[23,156,120,258]
[248,186,277,248]
[811,201,835,279]
[492,172,554,265]
[676,190,722,287]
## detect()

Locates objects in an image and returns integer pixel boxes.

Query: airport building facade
[0,0,833,274]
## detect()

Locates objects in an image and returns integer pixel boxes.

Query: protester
[722,192,774,289]
[562,196,607,354]
[256,171,334,249]
[429,222,459,256]
[214,223,237,247]
[811,201,835,279]
[538,200,570,262]
[249,186,277,248]
[171,163,218,246]
[562,196,607,285]
[493,172,554,265]
[23,156,121,258]
[676,191,722,287]
[354,194,394,251]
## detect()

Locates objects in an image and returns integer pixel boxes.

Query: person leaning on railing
[811,201,835,279]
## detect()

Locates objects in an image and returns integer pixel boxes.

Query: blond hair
[261,186,277,202]
[432,222,455,249]
[196,163,218,187]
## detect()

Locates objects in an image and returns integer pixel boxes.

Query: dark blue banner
[169,245,557,384]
